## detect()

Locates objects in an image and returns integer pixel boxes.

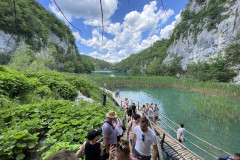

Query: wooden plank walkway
[104,88,202,160]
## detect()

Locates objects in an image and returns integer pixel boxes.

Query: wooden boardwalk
[104,88,202,160]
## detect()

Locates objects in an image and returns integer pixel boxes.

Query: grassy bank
[83,75,240,99]
[79,75,240,122]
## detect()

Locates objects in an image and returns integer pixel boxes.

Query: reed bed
[78,75,240,122]
[84,75,240,99]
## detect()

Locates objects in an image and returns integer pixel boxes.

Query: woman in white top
[113,116,123,142]
[127,114,141,146]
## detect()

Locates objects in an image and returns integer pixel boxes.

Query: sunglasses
[142,134,145,142]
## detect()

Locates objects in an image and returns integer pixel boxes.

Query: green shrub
[0,100,123,160]
[0,65,38,98]
[186,55,237,82]
[147,54,183,77]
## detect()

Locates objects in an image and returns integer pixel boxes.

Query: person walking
[76,128,103,160]
[123,98,129,111]
[148,108,154,121]
[127,105,133,122]
[153,104,159,123]
[177,123,186,143]
[102,111,118,159]
[132,117,158,160]
[132,103,136,116]
[142,105,145,112]
[117,89,120,98]
[127,114,141,146]
[113,115,123,143]
[109,138,137,160]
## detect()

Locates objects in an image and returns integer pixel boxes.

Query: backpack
[104,121,113,128]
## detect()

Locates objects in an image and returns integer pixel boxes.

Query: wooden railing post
[138,102,139,110]
[161,134,165,149]
[121,100,122,107]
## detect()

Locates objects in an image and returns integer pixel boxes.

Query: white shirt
[133,126,158,156]
[177,128,185,139]
[113,118,123,136]
[128,121,139,140]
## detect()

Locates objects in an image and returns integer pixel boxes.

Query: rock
[164,0,240,83]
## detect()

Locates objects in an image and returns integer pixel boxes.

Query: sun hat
[87,128,102,140]
[106,110,117,118]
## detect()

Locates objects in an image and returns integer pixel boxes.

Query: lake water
[117,88,240,159]
[93,71,128,76]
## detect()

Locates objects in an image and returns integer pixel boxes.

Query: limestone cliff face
[0,30,76,55]
[164,0,240,83]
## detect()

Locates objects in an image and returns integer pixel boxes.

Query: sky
[36,0,189,63]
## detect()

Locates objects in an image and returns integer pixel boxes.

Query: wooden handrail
[103,89,227,160]
[129,99,232,157]
[157,112,232,156]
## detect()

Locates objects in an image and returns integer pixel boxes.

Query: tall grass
[76,74,240,122]
[82,75,240,99]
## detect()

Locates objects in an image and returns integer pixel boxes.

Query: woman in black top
[127,105,133,122]
[76,128,103,160]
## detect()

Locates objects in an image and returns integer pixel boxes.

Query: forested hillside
[110,39,171,74]
[0,0,94,73]
[112,0,240,83]
[83,55,112,71]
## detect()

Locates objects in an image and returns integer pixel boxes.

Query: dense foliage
[0,0,95,73]
[0,66,122,160]
[225,33,240,66]
[83,55,113,71]
[0,0,75,48]
[186,55,237,82]
[0,65,101,109]
[111,39,171,74]
[7,45,94,74]
[0,100,122,160]
[147,54,183,77]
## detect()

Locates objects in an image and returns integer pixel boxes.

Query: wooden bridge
[103,88,232,160]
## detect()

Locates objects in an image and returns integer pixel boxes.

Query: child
[76,128,103,160]
[109,138,137,160]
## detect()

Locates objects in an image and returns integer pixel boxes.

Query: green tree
[8,45,35,71]
[129,66,142,76]
[225,33,240,66]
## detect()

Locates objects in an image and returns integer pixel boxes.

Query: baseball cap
[87,128,102,140]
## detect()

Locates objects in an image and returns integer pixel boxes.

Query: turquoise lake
[116,88,240,160]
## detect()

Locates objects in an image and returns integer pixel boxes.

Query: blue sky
[36,0,189,63]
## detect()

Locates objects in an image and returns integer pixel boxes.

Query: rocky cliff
[0,0,94,73]
[164,0,240,83]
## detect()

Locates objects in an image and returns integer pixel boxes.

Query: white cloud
[49,0,118,21]
[73,31,81,41]
[54,0,176,63]
[159,11,182,39]
[89,51,123,63]
[77,1,175,62]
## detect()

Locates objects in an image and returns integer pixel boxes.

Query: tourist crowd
[44,96,239,160]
